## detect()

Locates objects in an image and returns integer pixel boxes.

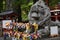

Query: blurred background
[0,0,60,22]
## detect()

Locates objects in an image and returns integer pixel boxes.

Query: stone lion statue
[28,0,51,27]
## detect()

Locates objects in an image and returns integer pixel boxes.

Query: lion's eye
[41,6,43,8]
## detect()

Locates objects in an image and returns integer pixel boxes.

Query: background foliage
[0,0,60,21]
[49,0,60,7]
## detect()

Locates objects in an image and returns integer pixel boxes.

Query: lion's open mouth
[32,17,39,20]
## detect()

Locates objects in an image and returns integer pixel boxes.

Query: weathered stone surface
[41,37,60,40]
[28,0,51,27]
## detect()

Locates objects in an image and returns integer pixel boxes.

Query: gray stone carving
[28,0,51,27]
[28,0,60,38]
